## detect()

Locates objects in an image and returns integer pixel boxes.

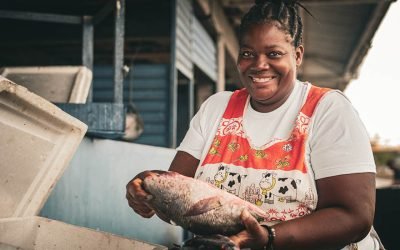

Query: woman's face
[237,22,304,112]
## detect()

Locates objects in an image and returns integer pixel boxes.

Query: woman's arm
[168,150,200,178]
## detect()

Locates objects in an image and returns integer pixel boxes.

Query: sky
[344,1,400,146]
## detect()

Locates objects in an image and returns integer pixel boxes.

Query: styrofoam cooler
[0,76,166,250]
[0,66,92,104]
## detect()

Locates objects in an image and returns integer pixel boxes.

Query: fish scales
[142,171,269,236]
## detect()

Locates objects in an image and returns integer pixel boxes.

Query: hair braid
[295,9,304,46]
[239,0,311,47]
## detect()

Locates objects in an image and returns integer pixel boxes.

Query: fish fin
[184,196,222,216]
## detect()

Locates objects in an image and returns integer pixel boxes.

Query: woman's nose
[254,54,269,69]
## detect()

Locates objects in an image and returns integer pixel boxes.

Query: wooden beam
[195,0,239,62]
[82,16,94,102]
[113,0,125,104]
[0,10,81,24]
[303,0,394,6]
[217,35,226,92]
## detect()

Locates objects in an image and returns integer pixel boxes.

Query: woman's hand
[229,210,269,250]
[125,170,156,218]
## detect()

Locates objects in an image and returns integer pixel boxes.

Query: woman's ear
[295,45,304,66]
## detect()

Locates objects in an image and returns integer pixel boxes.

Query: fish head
[142,170,189,199]
[142,170,180,187]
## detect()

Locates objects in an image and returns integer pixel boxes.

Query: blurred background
[345,0,400,187]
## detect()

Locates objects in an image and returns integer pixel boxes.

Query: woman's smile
[249,73,279,90]
[249,75,277,84]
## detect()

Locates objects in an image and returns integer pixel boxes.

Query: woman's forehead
[240,22,294,47]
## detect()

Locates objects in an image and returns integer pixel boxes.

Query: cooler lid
[0,66,92,104]
[0,76,87,218]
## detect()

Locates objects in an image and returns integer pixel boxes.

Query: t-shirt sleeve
[176,91,232,160]
[309,91,376,180]
[175,104,206,160]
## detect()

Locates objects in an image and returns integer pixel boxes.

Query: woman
[126,0,383,249]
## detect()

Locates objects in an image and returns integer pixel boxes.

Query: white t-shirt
[177,80,380,250]
[177,80,376,179]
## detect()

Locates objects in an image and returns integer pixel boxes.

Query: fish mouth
[142,170,161,180]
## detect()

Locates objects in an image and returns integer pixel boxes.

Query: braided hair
[239,0,311,48]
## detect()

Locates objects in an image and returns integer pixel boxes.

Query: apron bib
[195,84,330,223]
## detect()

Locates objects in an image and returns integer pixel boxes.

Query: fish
[142,170,269,236]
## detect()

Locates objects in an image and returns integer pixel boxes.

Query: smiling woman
[126,1,384,249]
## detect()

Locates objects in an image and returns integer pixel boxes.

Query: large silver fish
[142,171,269,236]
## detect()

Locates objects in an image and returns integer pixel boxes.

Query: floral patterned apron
[195,84,330,223]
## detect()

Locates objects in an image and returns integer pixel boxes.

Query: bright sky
[344,1,400,146]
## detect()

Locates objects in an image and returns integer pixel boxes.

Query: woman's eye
[268,51,283,58]
[240,51,254,58]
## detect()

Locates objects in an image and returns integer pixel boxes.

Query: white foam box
[0,66,92,103]
[0,76,166,250]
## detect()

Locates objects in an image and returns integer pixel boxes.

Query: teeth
[251,77,273,83]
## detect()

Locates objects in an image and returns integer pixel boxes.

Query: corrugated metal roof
[220,0,395,90]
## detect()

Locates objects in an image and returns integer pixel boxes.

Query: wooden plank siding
[175,0,194,80]
[92,64,170,147]
[192,17,217,82]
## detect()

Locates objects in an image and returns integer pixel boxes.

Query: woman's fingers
[229,210,269,249]
[125,171,155,218]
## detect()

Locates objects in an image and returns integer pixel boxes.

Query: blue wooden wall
[92,64,170,147]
